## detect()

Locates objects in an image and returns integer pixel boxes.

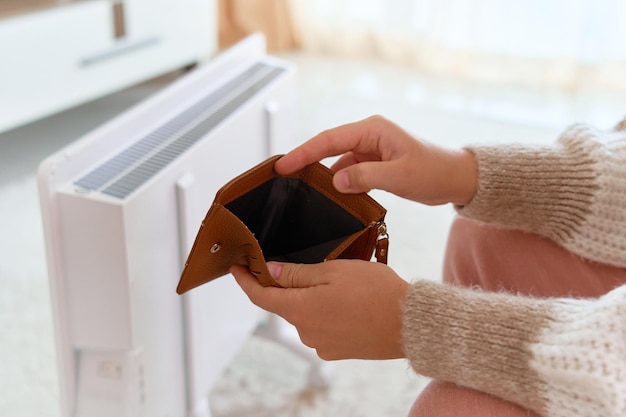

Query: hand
[275,115,477,206]
[231,260,410,360]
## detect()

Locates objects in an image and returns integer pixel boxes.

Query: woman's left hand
[231,259,409,360]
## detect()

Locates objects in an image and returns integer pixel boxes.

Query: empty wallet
[176,155,389,294]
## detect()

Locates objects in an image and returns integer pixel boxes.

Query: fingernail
[334,171,350,191]
[267,262,283,281]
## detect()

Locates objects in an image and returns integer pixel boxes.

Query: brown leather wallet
[176,155,389,294]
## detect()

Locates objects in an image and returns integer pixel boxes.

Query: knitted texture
[402,118,626,416]
[402,281,626,417]
[530,286,626,417]
[458,121,626,267]
[402,280,551,413]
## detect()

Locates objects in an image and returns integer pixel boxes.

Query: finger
[274,117,384,175]
[329,152,379,172]
[231,265,287,315]
[268,262,329,288]
[333,159,405,194]
[230,265,265,301]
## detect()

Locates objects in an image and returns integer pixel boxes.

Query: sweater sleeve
[402,281,626,417]
[401,118,626,416]
[456,119,626,268]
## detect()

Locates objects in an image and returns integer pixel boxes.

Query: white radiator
[38,34,297,417]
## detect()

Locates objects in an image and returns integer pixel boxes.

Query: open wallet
[176,155,389,294]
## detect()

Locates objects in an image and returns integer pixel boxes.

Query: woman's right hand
[275,115,478,206]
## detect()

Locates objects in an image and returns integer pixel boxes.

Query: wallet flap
[176,204,273,294]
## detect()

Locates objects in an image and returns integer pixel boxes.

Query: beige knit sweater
[402,119,626,417]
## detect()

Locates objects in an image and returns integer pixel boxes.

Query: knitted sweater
[402,119,626,417]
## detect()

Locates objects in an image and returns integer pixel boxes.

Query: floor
[1,51,624,417]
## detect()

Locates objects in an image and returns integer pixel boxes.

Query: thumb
[267,261,328,288]
[333,161,397,194]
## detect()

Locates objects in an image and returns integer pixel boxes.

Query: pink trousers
[409,217,626,417]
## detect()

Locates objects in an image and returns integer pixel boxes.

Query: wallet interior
[225,177,365,263]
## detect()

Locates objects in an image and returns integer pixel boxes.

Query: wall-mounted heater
[38,34,308,417]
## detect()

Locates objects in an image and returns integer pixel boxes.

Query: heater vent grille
[74,62,285,199]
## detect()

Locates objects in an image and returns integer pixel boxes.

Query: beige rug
[210,336,429,417]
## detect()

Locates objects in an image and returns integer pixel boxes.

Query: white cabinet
[0,0,216,133]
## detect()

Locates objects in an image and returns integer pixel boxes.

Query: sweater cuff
[402,280,626,417]
[402,280,551,414]
[456,126,601,243]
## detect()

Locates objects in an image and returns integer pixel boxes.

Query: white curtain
[290,0,626,92]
